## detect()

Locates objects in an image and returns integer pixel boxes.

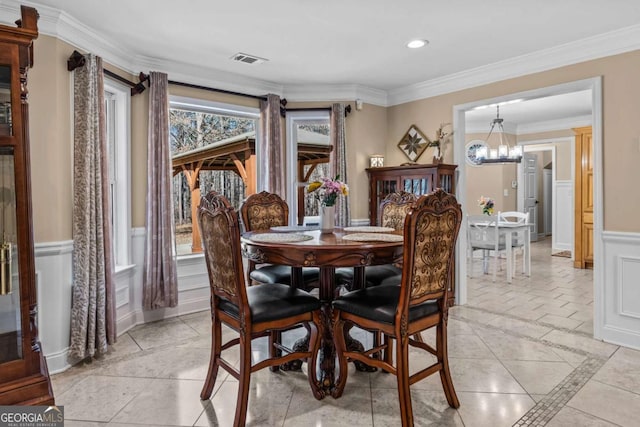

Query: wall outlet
[503,189,509,197]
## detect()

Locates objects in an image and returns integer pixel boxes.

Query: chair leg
[383,334,393,366]
[437,319,460,408]
[268,330,282,372]
[234,333,252,427]
[396,334,413,427]
[331,312,349,398]
[200,313,222,400]
[307,312,325,400]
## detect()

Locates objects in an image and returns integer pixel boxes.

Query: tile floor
[52,238,640,426]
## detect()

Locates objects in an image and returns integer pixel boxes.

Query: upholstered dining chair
[335,191,418,289]
[240,191,319,288]
[198,191,324,426]
[331,189,462,427]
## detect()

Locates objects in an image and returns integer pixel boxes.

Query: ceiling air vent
[230,52,268,65]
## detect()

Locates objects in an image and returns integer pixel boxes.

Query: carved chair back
[379,191,418,230]
[398,189,462,311]
[198,191,248,310]
[240,191,289,232]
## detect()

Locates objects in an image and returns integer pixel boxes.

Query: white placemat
[342,233,403,242]
[248,233,313,243]
[270,225,318,232]
[343,226,395,233]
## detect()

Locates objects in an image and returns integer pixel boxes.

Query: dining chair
[240,191,319,288]
[331,189,462,427]
[335,191,417,289]
[498,211,530,275]
[467,214,506,282]
[197,191,324,426]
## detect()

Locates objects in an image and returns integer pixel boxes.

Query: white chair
[467,214,506,282]
[498,211,530,275]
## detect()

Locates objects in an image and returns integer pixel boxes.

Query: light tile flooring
[52,238,640,426]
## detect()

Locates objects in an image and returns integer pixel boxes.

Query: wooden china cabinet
[366,162,458,305]
[366,163,457,225]
[0,6,54,405]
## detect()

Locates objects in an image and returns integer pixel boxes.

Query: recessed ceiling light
[407,39,428,49]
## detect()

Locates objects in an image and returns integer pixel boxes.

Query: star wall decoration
[397,125,430,162]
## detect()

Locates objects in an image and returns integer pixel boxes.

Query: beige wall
[464,133,517,216]
[29,36,74,241]
[387,49,640,232]
[518,130,575,181]
[25,35,640,242]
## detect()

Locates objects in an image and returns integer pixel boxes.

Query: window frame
[168,95,260,256]
[285,111,331,226]
[104,78,132,269]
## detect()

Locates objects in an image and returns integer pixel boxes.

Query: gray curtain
[259,94,285,196]
[143,71,178,309]
[69,54,116,360]
[331,103,350,227]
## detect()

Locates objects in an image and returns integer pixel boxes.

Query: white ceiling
[3,0,637,121]
[465,90,593,132]
[25,0,640,94]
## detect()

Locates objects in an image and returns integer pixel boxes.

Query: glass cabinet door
[0,147,20,363]
[0,66,11,136]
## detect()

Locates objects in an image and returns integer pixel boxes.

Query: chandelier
[476,105,522,164]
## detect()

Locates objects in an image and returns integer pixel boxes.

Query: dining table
[240,226,404,396]
[469,219,532,283]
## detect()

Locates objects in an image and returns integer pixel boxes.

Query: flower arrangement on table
[307,175,348,207]
[478,196,495,215]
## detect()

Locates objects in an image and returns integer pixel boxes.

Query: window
[169,97,259,255]
[104,79,131,268]
[285,111,331,226]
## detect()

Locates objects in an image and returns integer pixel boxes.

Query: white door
[543,169,552,235]
[523,152,538,241]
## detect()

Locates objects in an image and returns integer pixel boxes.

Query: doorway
[452,78,602,339]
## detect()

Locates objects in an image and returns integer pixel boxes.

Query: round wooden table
[241,228,404,396]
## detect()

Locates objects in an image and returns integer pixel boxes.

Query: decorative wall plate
[397,124,431,162]
[465,140,488,166]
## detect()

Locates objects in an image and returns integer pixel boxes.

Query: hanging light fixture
[475,105,522,164]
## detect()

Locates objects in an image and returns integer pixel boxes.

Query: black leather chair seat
[335,264,402,288]
[220,283,320,324]
[250,265,320,285]
[333,285,438,325]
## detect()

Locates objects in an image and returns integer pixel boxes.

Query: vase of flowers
[478,196,495,215]
[307,175,349,233]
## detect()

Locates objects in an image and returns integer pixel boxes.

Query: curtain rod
[284,105,352,117]
[168,80,267,101]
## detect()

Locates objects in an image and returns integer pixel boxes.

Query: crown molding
[387,23,640,106]
[283,84,388,107]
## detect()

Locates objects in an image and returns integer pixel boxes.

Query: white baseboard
[44,346,71,375]
[351,218,370,226]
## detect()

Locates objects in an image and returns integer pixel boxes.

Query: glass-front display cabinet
[0,6,54,405]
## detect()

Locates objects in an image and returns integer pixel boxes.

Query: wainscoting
[599,231,640,350]
[35,228,211,374]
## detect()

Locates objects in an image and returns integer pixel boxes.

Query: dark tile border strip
[513,357,605,426]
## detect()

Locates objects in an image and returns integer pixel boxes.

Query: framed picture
[397,124,431,162]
